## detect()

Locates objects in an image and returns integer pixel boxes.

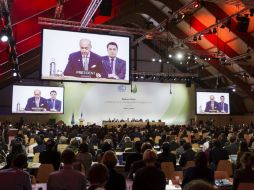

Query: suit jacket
[0,168,32,190]
[47,99,62,112]
[232,168,254,190]
[205,101,219,112]
[105,168,126,190]
[179,149,196,167]
[25,97,48,111]
[218,102,229,113]
[64,51,103,78]
[47,165,86,190]
[101,56,126,79]
[181,166,214,188]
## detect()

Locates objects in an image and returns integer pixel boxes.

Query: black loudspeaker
[99,0,112,16]
[236,15,250,32]
[186,78,192,88]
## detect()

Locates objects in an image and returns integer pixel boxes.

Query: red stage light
[194,1,199,8]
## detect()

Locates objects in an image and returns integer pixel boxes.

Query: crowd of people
[0,119,254,190]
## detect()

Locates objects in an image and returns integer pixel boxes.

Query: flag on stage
[71,112,75,125]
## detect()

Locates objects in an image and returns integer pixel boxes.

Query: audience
[236,141,249,169]
[179,143,196,167]
[101,150,126,190]
[157,142,176,168]
[132,149,166,190]
[39,139,61,170]
[87,163,109,190]
[76,143,93,174]
[1,119,254,190]
[209,139,229,170]
[124,141,142,172]
[232,152,254,190]
[182,152,214,188]
[183,180,215,190]
[128,142,153,179]
[0,153,31,190]
[47,149,87,190]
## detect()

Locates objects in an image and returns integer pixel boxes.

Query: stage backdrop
[55,82,195,125]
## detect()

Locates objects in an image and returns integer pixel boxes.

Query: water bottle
[50,58,56,76]
[16,102,20,112]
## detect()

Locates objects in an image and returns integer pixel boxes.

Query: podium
[79,118,84,126]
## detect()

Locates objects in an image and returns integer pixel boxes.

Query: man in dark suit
[25,89,48,111]
[205,95,219,112]
[102,42,126,79]
[218,95,229,113]
[63,38,103,78]
[47,90,62,112]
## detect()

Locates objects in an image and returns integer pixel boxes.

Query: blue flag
[71,112,75,125]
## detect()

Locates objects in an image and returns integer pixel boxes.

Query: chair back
[154,136,161,144]
[161,162,175,179]
[214,171,229,179]
[237,183,254,190]
[216,160,233,177]
[182,160,195,170]
[32,153,40,163]
[36,164,54,183]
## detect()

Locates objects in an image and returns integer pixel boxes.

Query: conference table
[103,121,165,128]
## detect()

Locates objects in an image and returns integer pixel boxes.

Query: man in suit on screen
[204,95,219,112]
[102,42,126,79]
[25,89,48,111]
[63,38,103,78]
[47,90,62,112]
[218,95,228,113]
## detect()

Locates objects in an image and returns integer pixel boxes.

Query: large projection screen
[196,91,230,115]
[12,85,64,114]
[41,28,130,84]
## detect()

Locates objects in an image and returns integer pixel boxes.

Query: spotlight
[176,52,184,60]
[194,0,199,8]
[208,58,211,61]
[232,88,236,92]
[13,71,17,77]
[158,58,162,63]
[168,54,172,58]
[195,57,198,60]
[187,56,191,59]
[152,58,156,62]
[1,34,8,42]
